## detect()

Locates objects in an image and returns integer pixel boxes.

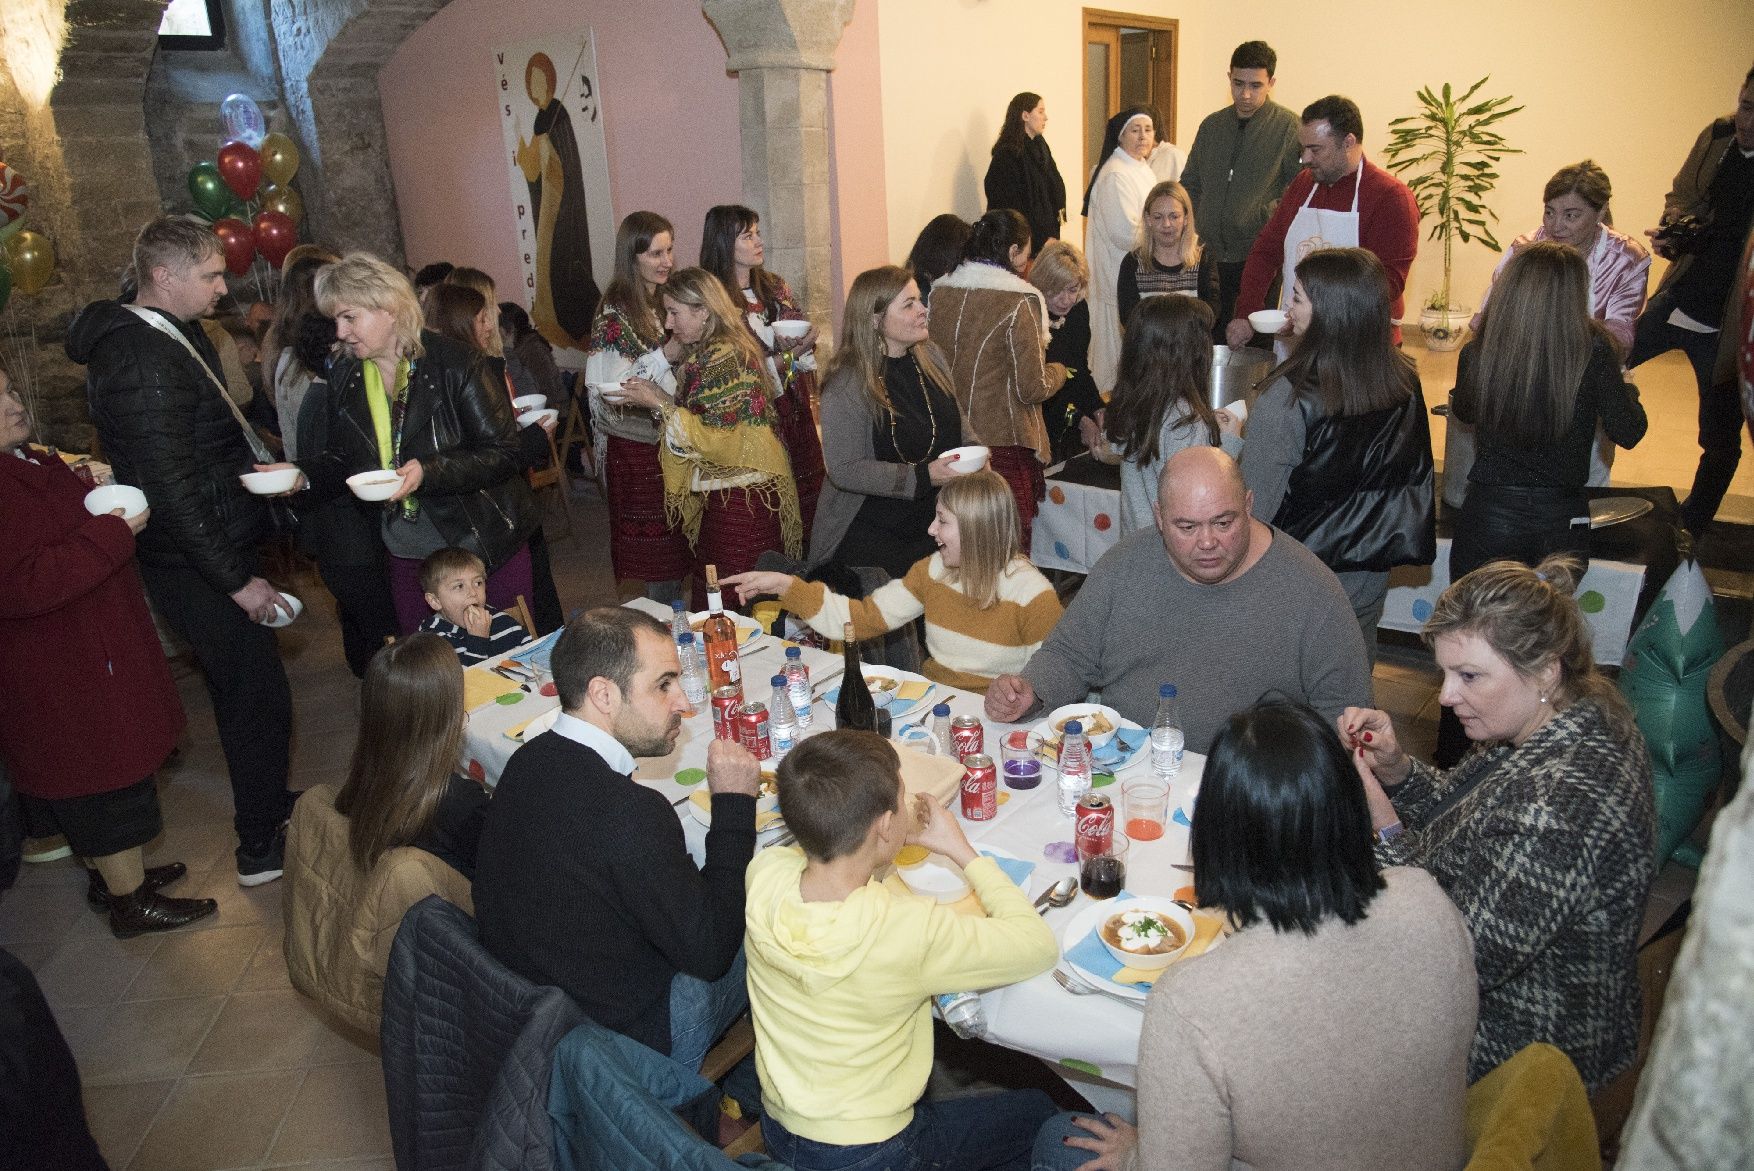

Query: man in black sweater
[473,607,760,1067]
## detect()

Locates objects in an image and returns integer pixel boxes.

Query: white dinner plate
[1061,894,1222,1001]
[1037,704,1124,752]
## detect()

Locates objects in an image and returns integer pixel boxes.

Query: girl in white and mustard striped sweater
[723,470,1062,693]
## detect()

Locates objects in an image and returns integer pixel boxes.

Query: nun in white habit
[1082,106,1159,394]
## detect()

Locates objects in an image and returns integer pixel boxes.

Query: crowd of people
[4,37,1751,1171]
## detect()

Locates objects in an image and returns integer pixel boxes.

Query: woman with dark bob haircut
[1033,701,1477,1171]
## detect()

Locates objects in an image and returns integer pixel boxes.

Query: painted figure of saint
[516,52,600,350]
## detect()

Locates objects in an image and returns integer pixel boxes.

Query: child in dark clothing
[418,547,529,665]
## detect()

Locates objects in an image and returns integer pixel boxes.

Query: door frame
[1082,8,1180,179]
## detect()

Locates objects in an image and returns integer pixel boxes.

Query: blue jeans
[760,1089,1058,1171]
[1031,1112,1118,1170]
[668,948,749,1072]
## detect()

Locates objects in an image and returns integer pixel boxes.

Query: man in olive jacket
[1179,41,1304,327]
[66,216,297,886]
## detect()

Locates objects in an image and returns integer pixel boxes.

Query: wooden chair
[699,1015,764,1157]
[506,594,535,636]
[527,425,576,543]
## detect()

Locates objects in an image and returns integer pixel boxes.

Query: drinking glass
[1077,834,1128,899]
[1122,781,1169,841]
[1001,730,1043,790]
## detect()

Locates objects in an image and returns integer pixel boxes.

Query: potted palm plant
[1382,78,1522,350]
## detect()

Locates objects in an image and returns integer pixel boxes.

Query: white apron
[1276,166,1363,361]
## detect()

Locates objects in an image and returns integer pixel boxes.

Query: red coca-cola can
[950,715,984,761]
[960,754,997,821]
[738,702,771,760]
[1075,793,1114,856]
[711,686,742,742]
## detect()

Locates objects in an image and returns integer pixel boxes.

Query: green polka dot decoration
[1059,1059,1104,1078]
[495,691,525,705]
[674,767,708,787]
[1091,773,1117,788]
[1578,590,1605,614]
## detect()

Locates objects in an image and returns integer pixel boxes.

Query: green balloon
[188,161,231,221]
[0,259,10,314]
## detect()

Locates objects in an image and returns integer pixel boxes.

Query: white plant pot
[1421,304,1471,351]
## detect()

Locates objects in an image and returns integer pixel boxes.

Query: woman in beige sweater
[1034,701,1478,1170]
[927,208,1067,549]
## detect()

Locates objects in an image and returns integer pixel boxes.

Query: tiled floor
[6,337,1730,1168]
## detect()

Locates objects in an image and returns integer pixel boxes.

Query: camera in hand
[1651,212,1714,260]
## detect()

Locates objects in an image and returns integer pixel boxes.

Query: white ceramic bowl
[771,320,810,340]
[1042,703,1123,751]
[1247,309,1289,334]
[259,592,303,628]
[238,468,300,495]
[942,444,990,473]
[896,853,970,903]
[346,470,404,502]
[518,407,560,428]
[590,380,630,404]
[511,394,547,412]
[1097,899,1196,971]
[83,484,148,519]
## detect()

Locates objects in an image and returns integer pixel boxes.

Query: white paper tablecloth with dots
[460,598,1194,1097]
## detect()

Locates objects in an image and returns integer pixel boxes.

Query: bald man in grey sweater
[987,448,1370,751]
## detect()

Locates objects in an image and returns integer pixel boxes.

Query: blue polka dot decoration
[1054,541,1071,559]
[1411,598,1433,622]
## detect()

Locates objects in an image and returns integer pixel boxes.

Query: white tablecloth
[460,598,1191,1095]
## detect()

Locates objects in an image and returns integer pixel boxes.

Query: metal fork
[1052,967,1145,1010]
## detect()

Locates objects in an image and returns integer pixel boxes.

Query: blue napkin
[1062,891,1140,983]
[509,628,563,670]
[1173,807,1192,828]
[823,682,934,716]
[1093,726,1148,771]
[977,850,1035,889]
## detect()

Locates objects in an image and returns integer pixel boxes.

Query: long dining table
[460,598,1205,1102]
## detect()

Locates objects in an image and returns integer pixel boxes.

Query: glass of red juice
[1001,730,1042,789]
[1122,781,1169,841]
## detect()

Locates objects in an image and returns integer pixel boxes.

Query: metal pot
[1209,345,1273,409]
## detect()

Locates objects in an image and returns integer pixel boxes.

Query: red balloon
[212,217,256,276]
[216,140,262,201]
[252,210,297,269]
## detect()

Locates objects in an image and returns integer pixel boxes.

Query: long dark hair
[601,210,674,346]
[906,214,972,302]
[700,204,785,308]
[1271,248,1416,416]
[1192,701,1385,935]
[1105,296,1218,462]
[992,91,1042,155]
[1464,241,1603,447]
[334,634,467,873]
[424,283,489,354]
[961,208,1031,270]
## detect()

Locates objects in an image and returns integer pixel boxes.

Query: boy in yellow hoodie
[743,730,1060,1170]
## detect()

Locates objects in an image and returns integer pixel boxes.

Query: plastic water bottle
[783,647,812,729]
[670,598,690,649]
[934,990,988,1039]
[677,633,707,707]
[930,703,953,756]
[768,674,799,760]
[1057,720,1092,815]
[1150,683,1185,779]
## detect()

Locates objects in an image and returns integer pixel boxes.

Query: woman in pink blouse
[1472,160,1651,354]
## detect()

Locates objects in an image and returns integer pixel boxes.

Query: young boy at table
[743,730,1059,1171]
[417,547,529,665]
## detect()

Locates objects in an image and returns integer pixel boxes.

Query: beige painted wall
[871,0,1754,317]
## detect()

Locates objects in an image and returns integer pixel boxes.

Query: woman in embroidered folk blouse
[617,267,801,610]
[1340,556,1655,1093]
[700,205,827,539]
[586,211,693,600]
[926,209,1067,550]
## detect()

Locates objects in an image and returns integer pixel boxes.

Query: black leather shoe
[108,887,219,939]
[87,862,189,911]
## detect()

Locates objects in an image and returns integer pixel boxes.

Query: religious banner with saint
[494,32,614,366]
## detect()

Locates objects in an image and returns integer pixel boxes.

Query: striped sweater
[780,554,1062,693]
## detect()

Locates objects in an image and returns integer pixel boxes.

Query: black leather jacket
[67,300,271,594]
[303,332,539,572]
[1273,380,1436,573]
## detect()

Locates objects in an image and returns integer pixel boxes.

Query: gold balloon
[260,132,301,186]
[5,229,54,295]
[262,181,304,226]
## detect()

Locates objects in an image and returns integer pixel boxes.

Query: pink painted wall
[826,0,888,319]
[377,0,742,303]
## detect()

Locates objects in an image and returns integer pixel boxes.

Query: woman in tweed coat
[1339,555,1655,1092]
